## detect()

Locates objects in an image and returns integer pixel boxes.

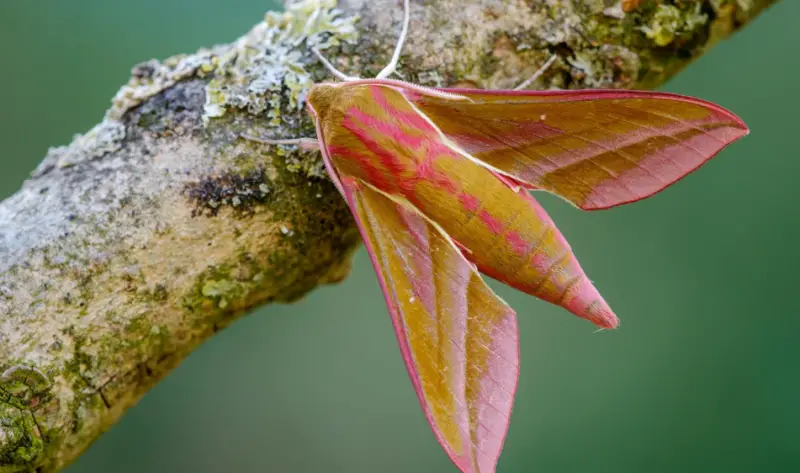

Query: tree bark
[0,0,777,471]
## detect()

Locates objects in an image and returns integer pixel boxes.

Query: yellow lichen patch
[639,3,708,47]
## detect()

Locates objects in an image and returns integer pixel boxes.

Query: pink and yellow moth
[248,1,749,472]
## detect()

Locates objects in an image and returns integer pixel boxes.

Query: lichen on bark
[0,0,778,471]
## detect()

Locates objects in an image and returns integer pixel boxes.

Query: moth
[248,1,748,472]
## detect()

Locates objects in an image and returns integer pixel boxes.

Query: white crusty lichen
[106,49,224,121]
[203,0,359,125]
[102,0,358,127]
[565,44,640,88]
[33,120,127,176]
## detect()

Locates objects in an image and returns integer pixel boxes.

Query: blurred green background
[1,1,798,472]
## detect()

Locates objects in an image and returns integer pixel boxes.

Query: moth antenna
[240,134,321,150]
[375,0,410,79]
[312,47,359,81]
[514,54,558,90]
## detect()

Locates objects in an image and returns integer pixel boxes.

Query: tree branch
[0,0,777,471]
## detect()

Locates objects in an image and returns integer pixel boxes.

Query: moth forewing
[242,1,749,472]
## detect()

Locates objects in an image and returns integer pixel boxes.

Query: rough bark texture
[0,0,777,471]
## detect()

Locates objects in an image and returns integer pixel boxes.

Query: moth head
[306,82,343,122]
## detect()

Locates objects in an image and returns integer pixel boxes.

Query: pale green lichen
[640,3,708,47]
[283,147,327,178]
[201,279,251,309]
[202,0,359,125]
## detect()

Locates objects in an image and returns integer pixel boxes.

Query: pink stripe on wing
[585,125,746,208]
[397,207,437,316]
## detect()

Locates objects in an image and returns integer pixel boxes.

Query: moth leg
[513,54,558,90]
[311,48,360,81]
[375,0,410,79]
[239,134,321,151]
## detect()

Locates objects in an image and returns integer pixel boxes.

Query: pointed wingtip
[591,303,620,330]
[558,278,620,329]
[739,124,751,138]
[721,107,750,136]
[727,116,750,139]
[578,298,620,330]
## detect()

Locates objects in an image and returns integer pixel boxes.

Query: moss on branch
[0,0,777,471]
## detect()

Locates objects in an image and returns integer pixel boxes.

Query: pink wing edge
[309,105,520,473]
[336,78,750,212]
